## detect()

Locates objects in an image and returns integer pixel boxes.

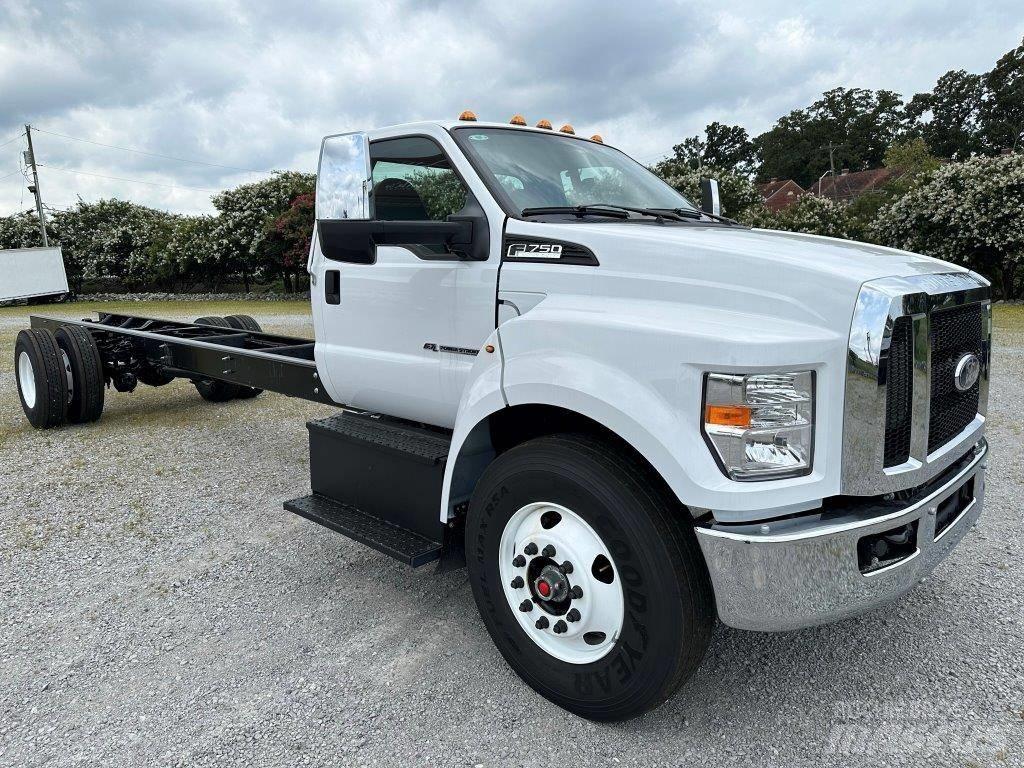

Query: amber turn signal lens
[559,124,575,134]
[510,114,527,126]
[536,119,552,129]
[459,110,478,121]
[705,404,751,428]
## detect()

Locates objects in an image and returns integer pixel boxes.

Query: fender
[441,297,848,524]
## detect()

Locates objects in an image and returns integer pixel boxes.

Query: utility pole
[24,124,49,247]
[827,142,838,202]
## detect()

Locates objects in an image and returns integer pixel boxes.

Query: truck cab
[305,115,989,717]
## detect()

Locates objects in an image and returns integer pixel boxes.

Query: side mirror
[701,178,722,217]
[316,132,372,220]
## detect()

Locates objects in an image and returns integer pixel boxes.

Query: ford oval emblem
[953,353,981,392]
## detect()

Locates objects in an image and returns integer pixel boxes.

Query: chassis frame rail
[30,312,336,404]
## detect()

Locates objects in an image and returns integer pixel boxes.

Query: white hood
[504,220,967,333]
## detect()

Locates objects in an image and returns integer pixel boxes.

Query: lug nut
[512,555,526,568]
[553,620,567,634]
[566,608,581,623]
[524,542,538,556]
[519,600,534,612]
[535,616,549,630]
[542,544,556,558]
[560,561,574,574]
[570,586,583,600]
[510,576,524,589]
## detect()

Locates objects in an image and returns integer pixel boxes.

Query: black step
[308,412,451,465]
[285,493,442,567]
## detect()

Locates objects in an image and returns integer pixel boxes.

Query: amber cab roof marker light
[459,110,478,121]
[590,134,604,143]
[559,124,575,135]
[510,114,527,126]
[536,119,552,130]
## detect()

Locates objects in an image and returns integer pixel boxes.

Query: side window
[370,137,468,222]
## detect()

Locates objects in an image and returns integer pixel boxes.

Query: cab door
[311,130,498,428]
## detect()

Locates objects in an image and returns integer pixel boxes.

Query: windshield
[453,127,698,217]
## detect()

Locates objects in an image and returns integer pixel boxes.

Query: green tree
[904,69,986,159]
[754,88,905,186]
[261,193,315,293]
[655,164,767,223]
[47,199,173,292]
[770,194,859,240]
[0,210,48,249]
[211,171,315,291]
[656,122,755,175]
[872,153,1024,298]
[982,36,1024,152]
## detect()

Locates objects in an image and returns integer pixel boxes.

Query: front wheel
[466,434,714,721]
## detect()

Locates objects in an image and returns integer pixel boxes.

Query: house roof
[809,167,903,199]
[756,179,806,212]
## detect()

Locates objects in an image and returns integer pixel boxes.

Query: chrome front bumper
[696,439,987,632]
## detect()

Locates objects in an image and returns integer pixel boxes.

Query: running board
[285,493,443,567]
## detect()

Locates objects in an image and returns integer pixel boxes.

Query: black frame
[30,312,337,405]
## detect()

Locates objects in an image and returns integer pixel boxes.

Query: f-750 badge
[506,242,563,259]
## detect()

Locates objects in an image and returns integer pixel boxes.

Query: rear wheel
[54,325,105,423]
[466,434,714,721]
[192,316,241,401]
[222,315,263,398]
[15,328,69,429]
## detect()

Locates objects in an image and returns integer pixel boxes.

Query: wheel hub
[498,501,625,665]
[533,564,568,603]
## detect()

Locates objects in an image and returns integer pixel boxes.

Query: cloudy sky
[2,0,1022,216]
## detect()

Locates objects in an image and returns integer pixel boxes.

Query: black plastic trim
[501,235,599,266]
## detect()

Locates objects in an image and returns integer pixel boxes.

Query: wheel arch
[440,400,691,526]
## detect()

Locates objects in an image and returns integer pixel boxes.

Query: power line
[31,126,274,175]
[0,167,24,181]
[0,130,25,149]
[37,163,222,193]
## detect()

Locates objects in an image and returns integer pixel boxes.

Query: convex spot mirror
[316,132,372,221]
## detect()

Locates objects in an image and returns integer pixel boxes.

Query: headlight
[702,371,814,481]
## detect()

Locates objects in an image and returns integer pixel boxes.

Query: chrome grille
[843,272,990,495]
[883,316,913,467]
[928,303,984,452]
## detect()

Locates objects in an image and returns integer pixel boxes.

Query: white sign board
[0,247,70,302]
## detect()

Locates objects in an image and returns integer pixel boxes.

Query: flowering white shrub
[872,153,1024,298]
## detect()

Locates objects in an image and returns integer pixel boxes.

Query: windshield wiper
[659,207,742,226]
[521,206,630,219]
[585,204,691,222]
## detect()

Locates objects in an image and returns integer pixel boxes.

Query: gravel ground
[1,301,1022,768]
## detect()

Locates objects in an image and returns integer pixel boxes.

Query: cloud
[0,0,1021,215]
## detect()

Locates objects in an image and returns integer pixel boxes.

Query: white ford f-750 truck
[15,114,990,720]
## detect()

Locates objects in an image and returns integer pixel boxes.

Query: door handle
[325,269,341,305]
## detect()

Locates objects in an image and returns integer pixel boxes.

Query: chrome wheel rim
[499,501,624,664]
[18,351,36,409]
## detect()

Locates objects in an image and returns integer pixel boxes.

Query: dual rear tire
[192,315,263,401]
[15,326,104,429]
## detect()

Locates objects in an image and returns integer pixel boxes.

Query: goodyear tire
[15,328,69,429]
[223,314,261,332]
[192,316,241,401]
[222,315,263,398]
[466,434,714,721]
[54,325,105,424]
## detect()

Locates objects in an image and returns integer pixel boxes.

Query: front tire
[466,434,714,721]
